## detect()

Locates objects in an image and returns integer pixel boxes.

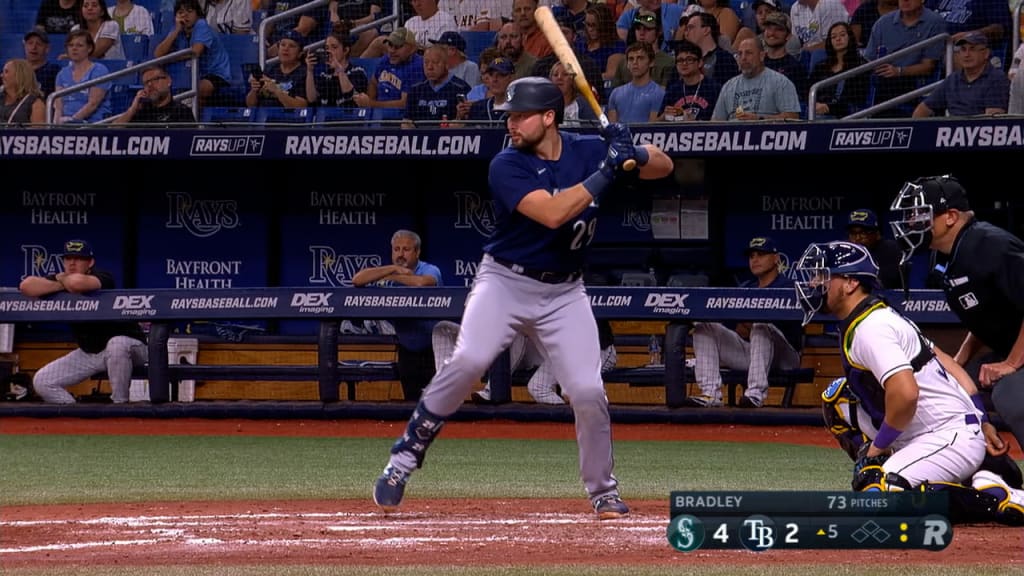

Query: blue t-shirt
[405,76,472,122]
[607,80,666,123]
[55,61,112,122]
[174,19,232,82]
[374,54,425,102]
[483,131,606,273]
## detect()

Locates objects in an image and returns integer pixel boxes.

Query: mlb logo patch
[958,292,979,309]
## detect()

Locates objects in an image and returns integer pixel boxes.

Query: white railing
[807,33,952,120]
[45,48,196,125]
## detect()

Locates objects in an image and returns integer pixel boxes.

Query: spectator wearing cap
[809,21,869,118]
[514,0,553,58]
[733,0,802,55]
[439,0,511,31]
[23,28,62,97]
[850,0,897,49]
[246,29,310,108]
[403,44,471,127]
[658,39,721,121]
[607,42,665,122]
[465,46,501,100]
[712,37,800,120]
[154,0,232,110]
[531,15,604,99]
[262,0,330,58]
[19,240,148,404]
[458,56,514,123]
[864,0,946,117]
[760,11,809,104]
[430,31,481,87]
[35,0,83,34]
[684,236,803,409]
[683,11,740,87]
[925,0,1013,54]
[353,28,426,119]
[845,208,905,289]
[912,32,1008,118]
[616,0,685,49]
[304,26,369,108]
[789,0,849,53]
[613,9,675,88]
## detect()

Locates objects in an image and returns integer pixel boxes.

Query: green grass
[0,435,852,505]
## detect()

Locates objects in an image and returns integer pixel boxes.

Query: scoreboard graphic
[667,492,951,552]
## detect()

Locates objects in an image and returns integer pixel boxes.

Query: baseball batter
[795,241,986,490]
[373,76,673,519]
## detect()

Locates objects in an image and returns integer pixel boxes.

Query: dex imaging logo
[112,294,157,317]
[189,135,264,156]
[290,292,335,314]
[644,293,691,316]
[829,127,913,150]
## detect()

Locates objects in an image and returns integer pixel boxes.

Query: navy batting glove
[600,121,631,143]
[633,145,650,166]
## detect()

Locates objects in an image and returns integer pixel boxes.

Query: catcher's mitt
[852,442,891,491]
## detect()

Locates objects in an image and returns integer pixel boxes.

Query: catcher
[795,240,1024,525]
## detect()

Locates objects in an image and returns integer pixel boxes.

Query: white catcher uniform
[841,298,986,488]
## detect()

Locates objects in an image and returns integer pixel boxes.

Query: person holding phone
[304,27,368,108]
[246,29,309,109]
[113,64,195,124]
[153,0,232,110]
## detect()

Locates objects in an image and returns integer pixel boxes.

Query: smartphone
[456,94,467,104]
[243,63,264,80]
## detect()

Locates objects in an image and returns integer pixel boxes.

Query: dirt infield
[1,418,1020,569]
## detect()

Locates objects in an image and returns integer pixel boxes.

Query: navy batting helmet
[794,241,880,325]
[889,174,970,266]
[494,77,564,118]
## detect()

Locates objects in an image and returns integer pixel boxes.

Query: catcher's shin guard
[822,377,868,461]
[925,480,1005,524]
[390,401,446,468]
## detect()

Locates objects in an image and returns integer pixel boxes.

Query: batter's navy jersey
[483,131,606,273]
[939,219,1024,357]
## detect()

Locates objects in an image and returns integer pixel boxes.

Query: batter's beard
[510,131,543,152]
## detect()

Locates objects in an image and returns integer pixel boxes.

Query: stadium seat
[200,106,256,124]
[0,32,23,64]
[220,33,259,84]
[462,31,496,65]
[620,271,658,286]
[314,106,371,126]
[255,106,313,124]
[121,34,150,66]
[109,84,140,115]
[350,57,378,79]
[100,60,137,85]
[0,1,36,35]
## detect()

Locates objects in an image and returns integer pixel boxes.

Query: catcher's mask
[889,174,970,267]
[794,241,880,326]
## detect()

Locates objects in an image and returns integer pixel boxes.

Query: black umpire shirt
[939,218,1024,358]
[46,268,147,354]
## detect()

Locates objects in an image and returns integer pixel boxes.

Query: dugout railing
[0,286,957,406]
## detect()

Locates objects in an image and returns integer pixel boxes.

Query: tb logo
[740,515,776,551]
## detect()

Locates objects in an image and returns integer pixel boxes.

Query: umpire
[890,175,1024,453]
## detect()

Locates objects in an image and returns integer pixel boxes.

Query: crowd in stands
[0,0,1022,124]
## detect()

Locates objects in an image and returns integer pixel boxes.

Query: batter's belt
[487,254,583,284]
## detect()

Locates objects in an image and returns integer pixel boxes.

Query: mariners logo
[667,515,705,552]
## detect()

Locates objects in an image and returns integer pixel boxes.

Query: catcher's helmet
[889,174,970,266]
[794,241,880,325]
[494,77,564,118]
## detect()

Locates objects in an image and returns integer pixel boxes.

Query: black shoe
[470,392,494,405]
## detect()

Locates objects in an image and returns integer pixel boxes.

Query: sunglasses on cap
[633,13,657,24]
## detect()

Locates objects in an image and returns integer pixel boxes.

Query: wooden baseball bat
[534,5,636,171]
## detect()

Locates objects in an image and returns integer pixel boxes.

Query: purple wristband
[873,422,902,450]
[971,393,990,422]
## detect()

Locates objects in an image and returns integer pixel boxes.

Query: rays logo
[307,245,382,287]
[453,191,496,237]
[20,244,63,280]
[165,191,241,238]
[621,207,650,231]
[848,210,873,224]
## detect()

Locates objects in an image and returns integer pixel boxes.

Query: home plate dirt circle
[0,499,1016,569]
